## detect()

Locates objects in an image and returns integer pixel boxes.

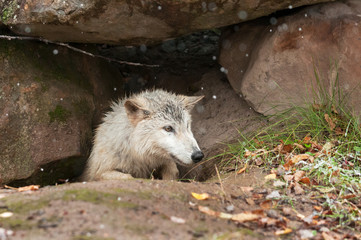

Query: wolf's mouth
[170,154,192,166]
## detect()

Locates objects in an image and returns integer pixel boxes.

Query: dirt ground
[0,168,299,240]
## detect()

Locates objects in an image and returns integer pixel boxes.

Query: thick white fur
[81,89,203,181]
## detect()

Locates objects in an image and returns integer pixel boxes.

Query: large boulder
[219,0,361,117]
[0,40,123,185]
[1,0,333,45]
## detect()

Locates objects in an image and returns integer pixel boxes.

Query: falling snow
[212,95,217,99]
[237,11,248,20]
[53,49,59,55]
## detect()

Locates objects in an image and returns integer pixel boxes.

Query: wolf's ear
[124,99,150,126]
[180,95,204,110]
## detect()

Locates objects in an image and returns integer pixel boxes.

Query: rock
[219,0,361,117]
[0,40,123,185]
[1,0,333,45]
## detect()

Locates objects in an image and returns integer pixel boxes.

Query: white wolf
[81,89,204,181]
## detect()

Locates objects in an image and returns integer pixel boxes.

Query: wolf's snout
[191,150,204,163]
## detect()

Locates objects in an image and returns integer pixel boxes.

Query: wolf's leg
[100,170,134,180]
[161,162,179,180]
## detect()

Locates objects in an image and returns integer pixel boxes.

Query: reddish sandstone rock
[1,0,333,45]
[220,0,361,117]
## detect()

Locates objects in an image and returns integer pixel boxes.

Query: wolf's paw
[100,171,134,180]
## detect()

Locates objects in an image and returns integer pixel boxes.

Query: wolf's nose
[191,151,204,163]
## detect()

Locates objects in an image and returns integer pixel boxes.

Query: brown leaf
[313,206,323,211]
[240,187,254,193]
[341,194,356,199]
[303,136,311,144]
[282,207,293,215]
[264,173,277,180]
[275,228,292,235]
[322,232,336,240]
[237,163,247,174]
[324,113,336,130]
[293,143,305,151]
[198,206,232,219]
[334,127,344,135]
[294,171,306,182]
[4,185,40,192]
[294,182,304,195]
[282,144,293,153]
[231,212,260,223]
[283,175,294,182]
[259,200,273,210]
[299,177,311,185]
[245,198,255,206]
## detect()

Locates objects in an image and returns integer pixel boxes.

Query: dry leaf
[283,144,293,153]
[299,177,311,185]
[293,143,305,151]
[237,163,247,174]
[191,192,210,201]
[240,187,254,193]
[198,206,232,219]
[294,171,306,182]
[313,206,323,211]
[275,228,292,235]
[245,198,255,206]
[283,175,294,182]
[18,185,40,192]
[341,194,356,199]
[303,136,311,144]
[231,212,260,223]
[264,173,277,180]
[324,114,336,130]
[322,231,336,240]
[170,216,186,224]
[294,182,304,195]
[260,200,273,210]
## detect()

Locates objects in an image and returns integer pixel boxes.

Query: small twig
[215,165,227,198]
[0,35,159,67]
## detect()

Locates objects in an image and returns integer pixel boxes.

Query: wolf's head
[124,90,204,165]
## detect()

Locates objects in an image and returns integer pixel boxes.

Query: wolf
[81,89,204,181]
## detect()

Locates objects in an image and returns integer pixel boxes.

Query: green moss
[5,198,50,214]
[1,217,35,230]
[72,98,91,116]
[62,189,139,209]
[48,105,71,123]
[1,1,18,23]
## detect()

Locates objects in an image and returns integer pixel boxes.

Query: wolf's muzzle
[191,150,204,163]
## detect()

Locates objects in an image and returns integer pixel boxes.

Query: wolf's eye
[163,126,174,133]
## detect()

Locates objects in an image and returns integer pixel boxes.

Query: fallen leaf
[240,187,254,193]
[273,180,286,187]
[293,143,305,151]
[191,192,210,201]
[341,194,356,199]
[299,177,311,185]
[264,173,277,180]
[245,198,255,206]
[170,216,186,224]
[303,136,311,144]
[198,206,232,219]
[275,228,292,235]
[237,163,247,174]
[324,114,336,130]
[282,144,293,153]
[313,206,323,211]
[0,212,13,218]
[260,200,273,210]
[231,212,260,223]
[283,175,294,182]
[266,191,281,200]
[255,157,263,166]
[294,182,304,195]
[322,232,336,240]
[294,171,306,182]
[282,207,293,216]
[4,185,40,192]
